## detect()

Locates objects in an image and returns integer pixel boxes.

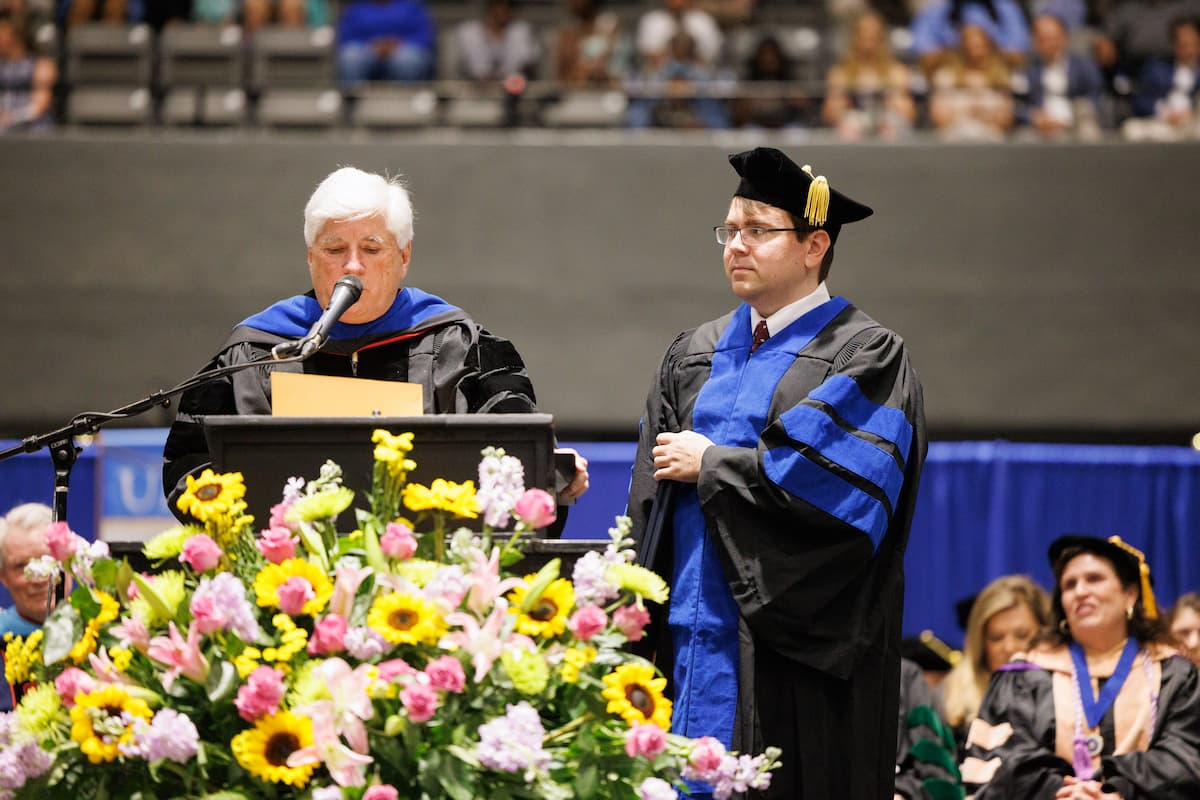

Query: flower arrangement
[1,431,779,800]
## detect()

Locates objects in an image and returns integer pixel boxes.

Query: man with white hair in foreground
[0,502,54,711]
[163,166,588,515]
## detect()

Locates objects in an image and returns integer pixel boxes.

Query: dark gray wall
[3,136,1198,439]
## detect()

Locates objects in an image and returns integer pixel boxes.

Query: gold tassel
[801,164,830,227]
[1107,535,1158,619]
[919,629,963,667]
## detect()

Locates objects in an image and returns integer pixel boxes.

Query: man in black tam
[627,147,927,799]
[163,166,588,516]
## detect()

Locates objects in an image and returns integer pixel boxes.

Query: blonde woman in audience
[929,22,1014,140]
[1168,592,1200,666]
[822,10,916,140]
[938,574,1050,748]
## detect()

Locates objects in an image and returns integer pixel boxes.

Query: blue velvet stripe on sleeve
[808,374,914,462]
[763,447,891,550]
[775,403,906,509]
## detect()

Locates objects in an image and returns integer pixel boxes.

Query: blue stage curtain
[905,442,1200,646]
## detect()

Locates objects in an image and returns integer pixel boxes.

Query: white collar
[750,283,832,338]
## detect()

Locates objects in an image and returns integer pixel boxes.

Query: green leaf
[574,763,599,799]
[206,660,239,703]
[131,572,173,624]
[90,558,118,591]
[520,558,561,613]
[41,602,83,665]
[69,585,101,621]
[358,511,389,575]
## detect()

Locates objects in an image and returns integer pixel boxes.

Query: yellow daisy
[402,479,480,519]
[509,577,575,638]
[231,710,316,787]
[601,663,673,730]
[176,469,246,522]
[70,685,154,764]
[367,592,447,646]
[253,559,334,616]
[69,590,121,664]
[3,630,43,685]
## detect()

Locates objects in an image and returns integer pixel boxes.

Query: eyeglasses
[714,226,803,246]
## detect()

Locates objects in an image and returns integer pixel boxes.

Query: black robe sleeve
[1101,656,1200,800]
[695,328,925,676]
[966,665,1070,800]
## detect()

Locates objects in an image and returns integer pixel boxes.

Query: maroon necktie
[751,320,770,353]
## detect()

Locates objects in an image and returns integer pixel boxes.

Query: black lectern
[201,414,557,533]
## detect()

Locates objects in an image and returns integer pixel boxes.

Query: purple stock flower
[475,702,551,774]
[477,448,525,528]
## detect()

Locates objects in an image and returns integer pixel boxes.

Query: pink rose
[55,667,97,707]
[381,522,418,560]
[400,682,439,723]
[268,502,295,532]
[688,736,726,775]
[624,723,667,759]
[190,592,226,635]
[257,526,297,564]
[179,534,222,573]
[276,576,315,616]
[308,614,348,655]
[363,786,400,800]
[513,489,556,528]
[569,604,608,641]
[613,604,652,642]
[377,658,417,683]
[234,666,286,722]
[424,655,466,693]
[44,521,79,562]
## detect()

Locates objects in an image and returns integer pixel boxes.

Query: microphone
[272,275,364,360]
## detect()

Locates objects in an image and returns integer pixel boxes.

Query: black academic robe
[897,658,965,800]
[964,648,1200,800]
[162,287,536,515]
[628,299,927,800]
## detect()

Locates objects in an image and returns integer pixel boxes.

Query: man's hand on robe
[652,430,714,483]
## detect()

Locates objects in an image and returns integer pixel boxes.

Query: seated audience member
[162,166,588,513]
[635,0,723,71]
[896,657,964,800]
[62,0,131,26]
[901,631,960,690]
[192,0,328,34]
[336,0,435,87]
[1124,15,1200,140]
[553,0,631,87]
[1093,0,1200,89]
[454,0,540,82]
[1168,592,1200,666]
[962,535,1200,799]
[910,0,1031,76]
[626,29,730,128]
[0,10,54,133]
[929,23,1016,140]
[1020,12,1104,139]
[822,10,916,139]
[731,34,807,129]
[0,503,53,712]
[938,574,1050,749]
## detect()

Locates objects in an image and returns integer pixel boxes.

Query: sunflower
[70,685,154,764]
[509,577,575,638]
[253,559,334,616]
[176,469,246,522]
[231,710,316,787]
[601,664,673,730]
[367,592,447,646]
[402,479,480,519]
[69,590,121,664]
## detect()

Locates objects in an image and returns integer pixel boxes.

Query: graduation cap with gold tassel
[1048,534,1159,620]
[1107,535,1159,620]
[728,147,873,243]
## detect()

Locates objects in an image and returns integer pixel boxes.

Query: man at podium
[162,166,587,515]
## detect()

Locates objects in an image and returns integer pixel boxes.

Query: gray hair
[0,502,53,569]
[303,167,415,249]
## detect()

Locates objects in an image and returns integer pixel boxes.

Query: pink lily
[146,622,209,690]
[314,657,375,753]
[329,564,372,619]
[288,704,374,787]
[465,547,524,614]
[440,601,510,683]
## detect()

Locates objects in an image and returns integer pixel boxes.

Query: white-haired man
[163,166,588,512]
[0,502,53,711]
